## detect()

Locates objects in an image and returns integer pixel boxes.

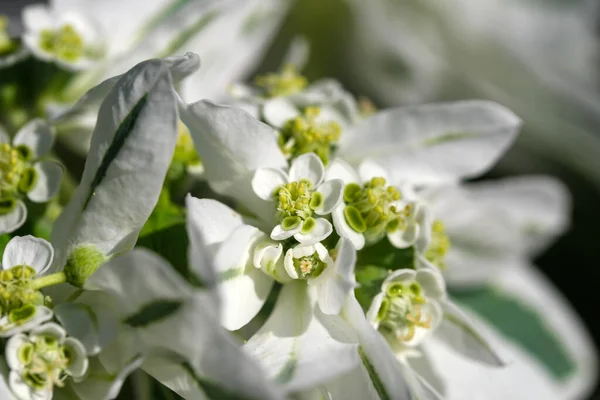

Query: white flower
[253,153,343,244]
[367,269,446,349]
[21,4,105,71]
[5,322,88,400]
[327,158,430,251]
[283,239,356,315]
[187,195,356,329]
[0,236,55,337]
[0,120,62,235]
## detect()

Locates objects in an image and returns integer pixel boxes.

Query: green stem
[30,271,67,290]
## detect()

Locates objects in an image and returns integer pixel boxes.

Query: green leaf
[354,265,389,311]
[123,300,183,328]
[452,287,576,380]
[140,189,185,237]
[356,240,415,271]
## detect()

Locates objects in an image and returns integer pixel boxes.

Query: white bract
[6,322,88,400]
[0,236,55,337]
[22,5,104,71]
[0,121,62,235]
[253,153,343,244]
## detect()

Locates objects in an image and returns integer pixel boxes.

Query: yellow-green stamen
[424,220,451,270]
[255,64,307,98]
[342,177,407,245]
[279,107,341,165]
[39,24,84,62]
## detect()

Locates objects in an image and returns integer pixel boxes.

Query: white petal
[27,161,63,203]
[9,371,52,400]
[294,218,333,245]
[29,322,66,342]
[5,334,28,371]
[316,239,356,315]
[332,205,365,250]
[256,244,290,284]
[12,119,55,159]
[387,224,419,249]
[51,59,179,268]
[214,224,273,330]
[284,248,299,279]
[263,97,301,128]
[314,179,343,215]
[244,282,360,391]
[162,52,201,84]
[382,269,417,288]
[326,158,360,184]
[435,300,504,366]
[2,236,54,274]
[252,168,288,200]
[0,201,27,235]
[338,101,521,185]
[341,295,414,400]
[54,295,118,356]
[289,153,325,187]
[314,242,329,262]
[71,355,144,400]
[185,196,226,290]
[416,269,447,301]
[21,4,53,32]
[271,223,301,241]
[465,176,570,256]
[358,159,389,182]
[180,100,287,216]
[85,249,192,317]
[63,337,89,378]
[0,306,53,338]
[366,293,385,328]
[185,196,243,256]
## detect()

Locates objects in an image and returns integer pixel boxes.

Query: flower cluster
[0,1,594,400]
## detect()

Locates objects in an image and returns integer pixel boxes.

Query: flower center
[342,177,406,243]
[173,121,201,167]
[293,252,327,280]
[376,282,433,343]
[0,143,37,209]
[16,335,73,391]
[0,16,15,55]
[39,24,84,62]
[255,64,307,98]
[279,107,341,165]
[424,220,451,270]
[0,266,44,323]
[274,179,322,232]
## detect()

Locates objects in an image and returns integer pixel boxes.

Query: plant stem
[30,271,67,290]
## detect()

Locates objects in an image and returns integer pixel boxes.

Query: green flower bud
[64,245,107,288]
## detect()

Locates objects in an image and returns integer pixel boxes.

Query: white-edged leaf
[244,282,359,393]
[436,299,504,366]
[338,101,521,184]
[181,100,286,221]
[51,58,178,269]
